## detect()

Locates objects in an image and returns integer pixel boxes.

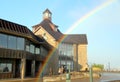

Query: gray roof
[63,34,88,44]
[33,19,88,44]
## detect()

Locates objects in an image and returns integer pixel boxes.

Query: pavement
[47,78,100,82]
[0,78,43,82]
[0,77,100,82]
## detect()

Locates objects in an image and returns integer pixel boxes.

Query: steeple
[43,9,52,21]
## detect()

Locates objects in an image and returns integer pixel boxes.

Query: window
[58,43,74,69]
[0,33,25,50]
[30,44,35,54]
[17,37,25,50]
[26,45,30,52]
[0,34,7,48]
[0,63,12,73]
[40,46,48,56]
[8,35,16,49]
[25,40,30,52]
[35,47,40,54]
[42,33,47,40]
[45,13,49,17]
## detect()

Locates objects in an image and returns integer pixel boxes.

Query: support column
[32,60,35,77]
[73,44,78,71]
[13,60,16,78]
[21,58,26,79]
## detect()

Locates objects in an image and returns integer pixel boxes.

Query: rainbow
[65,0,116,34]
[36,0,115,81]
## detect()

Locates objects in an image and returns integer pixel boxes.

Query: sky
[0,0,120,70]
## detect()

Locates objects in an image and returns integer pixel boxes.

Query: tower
[43,9,52,21]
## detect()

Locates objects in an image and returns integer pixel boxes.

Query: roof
[43,9,52,14]
[33,19,63,40]
[0,18,40,42]
[63,34,88,44]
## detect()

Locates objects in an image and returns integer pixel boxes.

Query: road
[100,72,120,82]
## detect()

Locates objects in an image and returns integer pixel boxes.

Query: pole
[89,65,93,82]
[108,62,110,71]
[66,64,71,82]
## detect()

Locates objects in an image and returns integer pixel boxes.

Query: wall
[78,44,88,71]
[33,26,59,75]
[34,26,57,48]
[73,44,88,71]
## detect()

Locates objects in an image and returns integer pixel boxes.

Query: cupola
[43,9,52,21]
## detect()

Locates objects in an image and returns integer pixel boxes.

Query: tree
[92,63,104,71]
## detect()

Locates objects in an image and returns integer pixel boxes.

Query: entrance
[35,61,41,76]
[25,60,32,77]
[15,59,21,78]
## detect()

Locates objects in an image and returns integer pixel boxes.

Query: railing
[0,48,24,59]
[0,48,46,61]
[0,72,13,79]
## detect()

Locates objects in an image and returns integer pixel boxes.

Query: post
[21,58,26,80]
[66,64,71,82]
[89,65,93,82]
[32,60,35,77]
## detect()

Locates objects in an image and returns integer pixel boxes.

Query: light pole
[89,63,93,82]
[108,62,110,71]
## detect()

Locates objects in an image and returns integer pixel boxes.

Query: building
[0,9,88,79]
[0,19,51,79]
[59,34,88,71]
[33,9,88,72]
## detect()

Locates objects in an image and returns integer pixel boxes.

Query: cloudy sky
[0,0,120,70]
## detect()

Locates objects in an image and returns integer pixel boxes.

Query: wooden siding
[0,48,45,61]
[0,73,13,79]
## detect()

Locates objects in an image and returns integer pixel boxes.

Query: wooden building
[0,19,51,79]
